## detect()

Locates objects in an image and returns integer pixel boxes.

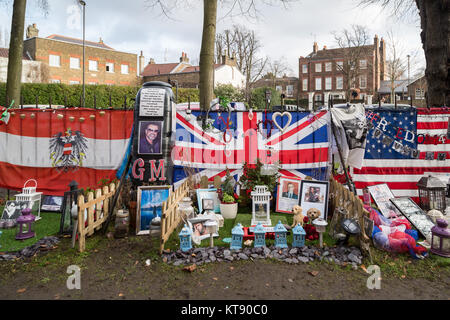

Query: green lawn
[0,211,61,253]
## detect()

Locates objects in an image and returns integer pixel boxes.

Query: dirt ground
[0,233,449,301]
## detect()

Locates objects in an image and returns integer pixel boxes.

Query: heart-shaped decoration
[272,112,292,132]
[225,150,232,158]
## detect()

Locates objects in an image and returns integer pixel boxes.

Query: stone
[322,251,329,257]
[238,253,248,260]
[205,259,211,263]
[285,258,293,264]
[263,247,271,256]
[251,254,259,259]
[173,260,183,266]
[292,258,299,264]
[223,250,231,257]
[225,255,234,261]
[210,255,216,262]
[348,253,361,264]
[289,248,298,255]
[298,256,309,263]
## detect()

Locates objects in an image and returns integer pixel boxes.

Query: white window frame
[336,76,343,90]
[415,88,425,99]
[314,94,322,101]
[360,74,367,89]
[302,64,308,73]
[286,85,294,97]
[106,62,114,73]
[315,77,322,90]
[360,59,367,69]
[325,77,332,90]
[121,64,129,74]
[275,85,282,92]
[50,79,61,84]
[49,54,60,67]
[325,62,332,72]
[315,63,322,73]
[70,57,80,69]
[69,80,80,85]
[89,60,98,71]
[336,61,343,71]
[302,79,308,91]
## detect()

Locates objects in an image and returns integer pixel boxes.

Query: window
[49,55,60,67]
[69,80,79,85]
[89,60,98,71]
[349,61,355,70]
[106,62,114,73]
[121,64,129,74]
[336,61,343,71]
[315,77,322,90]
[88,82,97,85]
[276,85,282,92]
[325,77,332,90]
[314,94,322,101]
[70,57,80,69]
[360,74,367,88]
[325,62,332,72]
[336,76,343,90]
[315,63,322,73]
[302,64,308,73]
[286,85,294,97]
[302,79,308,91]
[416,88,425,99]
[360,59,367,69]
[51,79,60,83]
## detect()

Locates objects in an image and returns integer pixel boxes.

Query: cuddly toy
[303,208,321,241]
[291,205,305,227]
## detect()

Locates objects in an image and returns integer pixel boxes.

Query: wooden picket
[160,180,190,254]
[77,182,118,252]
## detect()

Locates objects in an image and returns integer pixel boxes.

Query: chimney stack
[313,42,318,54]
[139,51,145,75]
[180,52,189,63]
[323,45,327,50]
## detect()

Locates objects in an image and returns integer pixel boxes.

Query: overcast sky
[0,0,425,78]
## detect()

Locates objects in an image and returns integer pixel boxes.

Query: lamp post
[407,54,410,102]
[79,0,86,107]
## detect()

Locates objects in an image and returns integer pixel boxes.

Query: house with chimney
[298,35,386,104]
[140,52,246,89]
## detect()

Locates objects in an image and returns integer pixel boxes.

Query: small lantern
[15,208,36,240]
[178,197,195,219]
[417,175,447,212]
[430,219,450,257]
[178,224,192,252]
[292,223,306,248]
[313,218,328,248]
[230,223,244,250]
[204,220,218,248]
[15,179,43,221]
[274,220,288,248]
[253,223,266,247]
[251,185,272,226]
[340,218,361,246]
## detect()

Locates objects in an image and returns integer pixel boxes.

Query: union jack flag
[173,110,330,189]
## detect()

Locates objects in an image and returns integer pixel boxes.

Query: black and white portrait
[138,121,163,155]
[1,200,30,220]
[342,118,368,149]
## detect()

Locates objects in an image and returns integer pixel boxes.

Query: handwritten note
[139,88,165,117]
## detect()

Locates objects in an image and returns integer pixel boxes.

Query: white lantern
[15,179,43,221]
[204,220,218,248]
[251,185,272,226]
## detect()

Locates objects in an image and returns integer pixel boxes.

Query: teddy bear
[303,208,321,241]
[291,205,305,227]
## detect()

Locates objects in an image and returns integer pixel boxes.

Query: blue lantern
[230,223,244,250]
[179,224,192,252]
[254,223,266,247]
[274,220,288,248]
[292,223,306,248]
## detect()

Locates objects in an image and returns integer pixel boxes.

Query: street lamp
[79,0,86,107]
[407,54,410,103]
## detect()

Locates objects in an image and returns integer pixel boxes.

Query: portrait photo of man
[1,200,29,220]
[282,182,299,200]
[138,121,163,155]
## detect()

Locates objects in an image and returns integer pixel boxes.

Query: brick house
[298,35,386,104]
[141,52,246,89]
[0,48,46,83]
[407,76,427,100]
[23,28,138,86]
[250,75,299,100]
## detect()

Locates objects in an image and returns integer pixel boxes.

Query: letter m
[150,159,166,181]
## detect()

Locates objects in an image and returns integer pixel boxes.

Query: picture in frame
[136,185,171,235]
[390,197,435,239]
[1,200,30,220]
[138,120,163,155]
[188,217,219,242]
[41,195,64,212]
[299,180,329,219]
[276,176,302,213]
[363,216,374,238]
[196,188,220,214]
[367,184,402,219]
[202,198,215,211]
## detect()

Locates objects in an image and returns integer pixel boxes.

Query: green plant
[249,87,281,110]
[214,84,245,104]
[239,159,280,192]
[222,193,236,204]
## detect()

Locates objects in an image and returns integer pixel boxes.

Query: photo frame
[202,198,215,211]
[367,183,402,219]
[188,216,219,242]
[138,120,163,155]
[196,188,220,213]
[299,180,329,219]
[136,185,171,235]
[1,200,30,220]
[276,176,302,213]
[390,197,435,239]
[41,195,64,212]
[363,216,374,237]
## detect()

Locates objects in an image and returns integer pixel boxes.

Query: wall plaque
[139,87,166,117]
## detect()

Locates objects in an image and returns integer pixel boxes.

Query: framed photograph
[367,183,402,219]
[188,216,219,242]
[390,197,435,239]
[1,200,30,220]
[363,216,374,237]
[196,188,220,213]
[276,176,302,213]
[202,198,215,211]
[138,120,163,155]
[136,185,171,235]
[299,180,329,219]
[41,195,64,212]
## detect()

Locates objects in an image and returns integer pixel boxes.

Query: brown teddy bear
[291,205,305,227]
[303,208,321,241]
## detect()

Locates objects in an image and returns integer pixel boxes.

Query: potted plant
[218,170,239,219]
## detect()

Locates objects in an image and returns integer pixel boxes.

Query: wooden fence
[160,180,190,254]
[77,182,118,252]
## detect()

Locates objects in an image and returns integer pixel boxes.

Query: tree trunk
[416,0,450,107]
[6,0,27,107]
[199,0,217,110]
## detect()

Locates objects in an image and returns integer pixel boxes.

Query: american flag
[173,110,330,188]
[352,108,450,202]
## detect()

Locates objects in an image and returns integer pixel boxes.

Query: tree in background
[250,86,281,110]
[358,0,449,107]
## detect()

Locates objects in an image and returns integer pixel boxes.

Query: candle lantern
[251,185,272,226]
[178,197,195,219]
[313,218,328,248]
[15,208,36,240]
[253,223,266,247]
[274,220,288,248]
[292,223,306,248]
[230,223,244,250]
[430,219,450,257]
[178,224,192,252]
[204,220,218,248]
[417,175,446,212]
[15,179,43,221]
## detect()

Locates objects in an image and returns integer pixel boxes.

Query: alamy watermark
[366,265,381,290]
[66,265,81,290]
